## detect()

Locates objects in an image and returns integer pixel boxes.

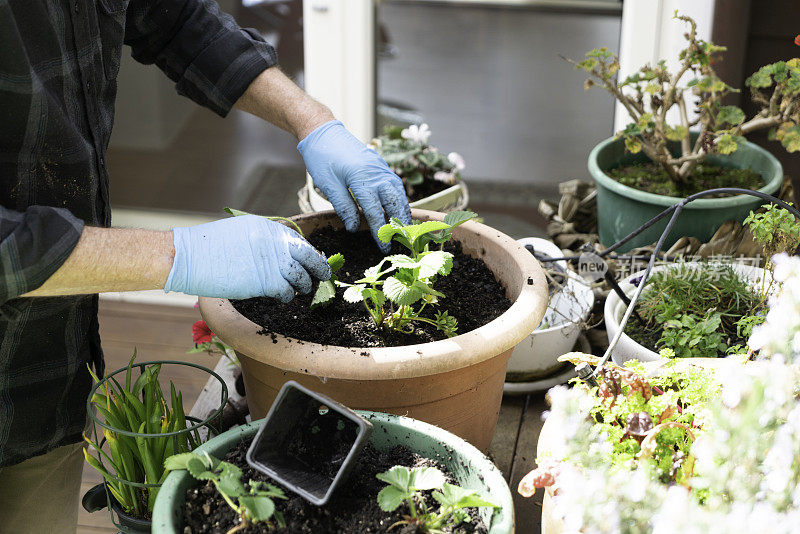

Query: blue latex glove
[298,120,412,252]
[164,215,331,301]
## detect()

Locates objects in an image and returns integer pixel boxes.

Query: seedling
[310,253,345,309]
[376,465,498,533]
[83,351,201,516]
[165,451,287,533]
[744,203,800,259]
[223,207,303,236]
[332,211,478,337]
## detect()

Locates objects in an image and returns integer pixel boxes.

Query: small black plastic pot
[82,483,151,534]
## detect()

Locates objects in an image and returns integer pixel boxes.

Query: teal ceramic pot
[153,412,515,533]
[588,135,783,252]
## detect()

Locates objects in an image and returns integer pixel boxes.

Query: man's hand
[165,215,331,301]
[298,120,412,252]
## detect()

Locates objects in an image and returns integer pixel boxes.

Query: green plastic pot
[589,135,783,252]
[152,412,515,533]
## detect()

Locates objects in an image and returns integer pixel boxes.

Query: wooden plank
[189,352,246,440]
[488,395,526,481]
[509,393,549,534]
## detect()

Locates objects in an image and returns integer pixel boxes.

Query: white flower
[433,171,455,184]
[447,151,466,171]
[400,123,431,144]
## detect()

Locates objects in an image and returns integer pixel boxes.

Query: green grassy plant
[625,264,766,357]
[83,351,201,517]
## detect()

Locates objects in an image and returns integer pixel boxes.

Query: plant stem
[266,216,304,237]
[225,521,248,534]
[215,481,242,515]
[406,496,418,519]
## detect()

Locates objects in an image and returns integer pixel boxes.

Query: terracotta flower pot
[199,209,548,452]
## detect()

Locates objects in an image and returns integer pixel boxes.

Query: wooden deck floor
[78,301,547,533]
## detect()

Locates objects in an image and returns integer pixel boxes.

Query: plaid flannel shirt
[0,0,276,467]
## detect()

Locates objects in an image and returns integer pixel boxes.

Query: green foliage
[369,125,463,196]
[376,465,498,533]
[568,12,800,184]
[336,211,478,338]
[660,310,726,358]
[83,351,202,517]
[584,360,721,484]
[166,451,287,527]
[625,264,766,358]
[776,122,800,152]
[311,253,346,309]
[744,203,800,258]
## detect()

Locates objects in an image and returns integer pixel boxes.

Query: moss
[607,162,763,197]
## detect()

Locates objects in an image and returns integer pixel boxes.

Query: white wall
[303,0,375,142]
[614,0,716,131]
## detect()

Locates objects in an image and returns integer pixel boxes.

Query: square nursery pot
[153,413,516,533]
[589,134,783,252]
[199,209,548,452]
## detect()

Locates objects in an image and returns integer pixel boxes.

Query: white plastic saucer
[503,334,590,395]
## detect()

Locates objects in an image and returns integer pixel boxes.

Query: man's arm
[21,228,174,297]
[234,67,333,141]
[20,216,331,301]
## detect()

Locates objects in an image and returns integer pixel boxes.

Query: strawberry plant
[376,465,498,533]
[322,211,478,337]
[165,451,287,533]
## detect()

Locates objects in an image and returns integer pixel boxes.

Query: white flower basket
[299,174,469,214]
[506,238,594,381]
[604,262,772,365]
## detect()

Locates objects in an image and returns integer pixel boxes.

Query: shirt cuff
[0,206,84,303]
[175,27,278,117]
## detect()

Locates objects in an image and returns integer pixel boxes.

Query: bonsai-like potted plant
[520,253,800,532]
[198,208,548,451]
[152,412,515,533]
[572,13,798,250]
[303,124,469,213]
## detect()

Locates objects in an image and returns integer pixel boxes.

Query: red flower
[192,320,214,344]
[795,35,800,46]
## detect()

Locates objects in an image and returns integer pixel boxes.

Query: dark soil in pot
[317,179,452,205]
[405,179,451,203]
[232,227,511,347]
[182,437,489,534]
[607,162,763,197]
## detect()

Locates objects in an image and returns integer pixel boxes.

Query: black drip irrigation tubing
[538,187,800,380]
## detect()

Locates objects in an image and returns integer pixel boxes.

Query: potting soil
[607,162,763,197]
[182,437,489,533]
[233,227,512,347]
